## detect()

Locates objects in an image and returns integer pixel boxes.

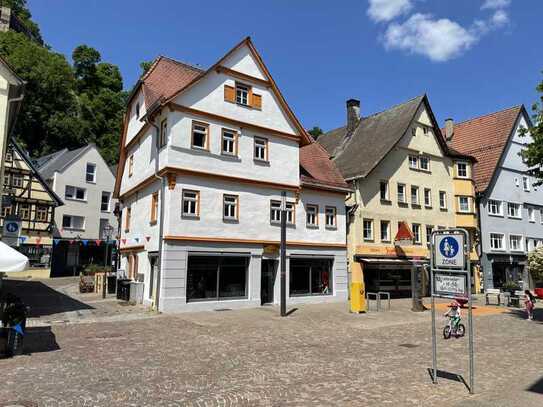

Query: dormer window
[236,83,249,106]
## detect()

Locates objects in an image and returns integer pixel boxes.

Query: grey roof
[319,95,426,180]
[37,144,93,180]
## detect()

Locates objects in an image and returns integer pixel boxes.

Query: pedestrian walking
[524,290,536,320]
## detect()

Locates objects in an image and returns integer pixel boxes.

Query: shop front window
[187,255,248,301]
[290,258,333,296]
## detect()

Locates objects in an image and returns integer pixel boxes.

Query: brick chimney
[444,118,454,141]
[346,99,360,135]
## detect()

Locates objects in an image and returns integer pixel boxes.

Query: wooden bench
[485,288,502,305]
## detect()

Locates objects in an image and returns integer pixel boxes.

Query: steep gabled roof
[36,144,94,180]
[446,105,523,193]
[299,141,350,192]
[319,95,425,180]
[10,140,63,206]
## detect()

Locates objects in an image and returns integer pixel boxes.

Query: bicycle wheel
[443,326,451,339]
[456,324,466,337]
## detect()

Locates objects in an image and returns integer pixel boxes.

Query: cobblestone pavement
[1,299,542,406]
[1,277,153,326]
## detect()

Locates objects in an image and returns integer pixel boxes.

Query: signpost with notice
[430,228,474,394]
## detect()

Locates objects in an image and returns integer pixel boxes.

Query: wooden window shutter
[252,94,262,110]
[224,85,235,102]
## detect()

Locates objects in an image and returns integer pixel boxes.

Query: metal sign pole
[467,239,474,394]
[280,191,287,317]
[430,235,437,384]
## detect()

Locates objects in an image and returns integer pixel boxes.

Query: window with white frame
[101,192,111,212]
[509,235,523,252]
[426,225,434,244]
[408,155,418,169]
[458,196,470,213]
[380,220,390,242]
[128,154,134,177]
[397,183,406,203]
[306,204,318,227]
[254,137,268,161]
[159,119,168,148]
[62,214,85,230]
[35,206,48,222]
[419,156,430,171]
[65,185,86,201]
[191,122,208,150]
[412,223,421,244]
[3,174,9,186]
[18,203,30,220]
[541,209,543,224]
[363,219,373,241]
[528,207,535,222]
[221,129,237,155]
[488,199,503,216]
[424,188,432,207]
[439,191,447,209]
[507,202,521,218]
[135,102,140,119]
[270,201,294,225]
[235,83,249,105]
[380,180,389,201]
[456,162,468,178]
[411,185,419,205]
[423,126,429,135]
[86,163,96,183]
[223,195,238,221]
[182,190,199,217]
[490,233,505,250]
[523,176,530,191]
[12,174,23,188]
[325,206,337,228]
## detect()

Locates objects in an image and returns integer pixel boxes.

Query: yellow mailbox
[350,261,367,313]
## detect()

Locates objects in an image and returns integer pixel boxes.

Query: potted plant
[502,280,520,296]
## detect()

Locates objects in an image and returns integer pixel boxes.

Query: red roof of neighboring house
[446,106,522,193]
[299,141,350,191]
[141,56,204,108]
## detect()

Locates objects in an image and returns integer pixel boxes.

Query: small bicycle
[443,316,465,339]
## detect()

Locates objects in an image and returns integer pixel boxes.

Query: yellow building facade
[319,95,476,299]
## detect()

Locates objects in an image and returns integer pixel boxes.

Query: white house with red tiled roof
[446,105,540,290]
[114,38,350,312]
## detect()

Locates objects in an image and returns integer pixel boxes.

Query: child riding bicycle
[444,300,462,328]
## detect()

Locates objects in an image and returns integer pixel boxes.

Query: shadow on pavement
[526,377,543,394]
[1,279,93,318]
[23,326,60,354]
[506,308,543,324]
[427,368,470,392]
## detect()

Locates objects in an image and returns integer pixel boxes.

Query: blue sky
[28,0,542,131]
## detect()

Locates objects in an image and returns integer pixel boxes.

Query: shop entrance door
[261,259,277,305]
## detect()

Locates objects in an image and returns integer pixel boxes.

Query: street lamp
[102,223,115,299]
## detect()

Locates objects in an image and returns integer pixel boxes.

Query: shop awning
[0,241,29,272]
[355,257,429,266]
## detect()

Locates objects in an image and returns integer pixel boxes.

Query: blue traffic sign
[6,222,19,233]
[439,236,459,258]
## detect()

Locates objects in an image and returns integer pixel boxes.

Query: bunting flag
[69,239,75,244]
[19,236,27,243]
[121,238,126,245]
[82,239,89,246]
[53,239,61,246]
[95,240,102,246]
[36,237,42,244]
[145,236,151,242]
[134,237,140,243]
[12,323,24,336]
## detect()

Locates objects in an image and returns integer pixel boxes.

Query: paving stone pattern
[1,300,542,406]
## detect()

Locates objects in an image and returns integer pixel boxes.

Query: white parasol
[0,241,29,272]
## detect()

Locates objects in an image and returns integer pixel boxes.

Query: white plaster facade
[117,39,348,313]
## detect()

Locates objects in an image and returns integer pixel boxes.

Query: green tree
[140,60,154,76]
[0,31,82,154]
[0,0,42,43]
[528,247,543,283]
[520,72,543,184]
[72,45,126,164]
[308,126,324,139]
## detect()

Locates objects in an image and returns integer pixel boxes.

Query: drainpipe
[146,114,165,312]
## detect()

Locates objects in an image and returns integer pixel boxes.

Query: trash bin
[107,276,117,294]
[0,327,8,358]
[129,281,144,304]
[116,279,131,301]
[1,298,28,357]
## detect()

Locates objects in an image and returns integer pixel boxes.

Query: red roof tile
[300,141,350,191]
[446,106,522,193]
[142,56,204,108]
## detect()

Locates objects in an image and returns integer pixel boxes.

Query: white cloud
[384,13,477,62]
[481,0,511,10]
[367,0,413,23]
[491,9,509,26]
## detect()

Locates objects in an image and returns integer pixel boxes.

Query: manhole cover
[399,343,420,348]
